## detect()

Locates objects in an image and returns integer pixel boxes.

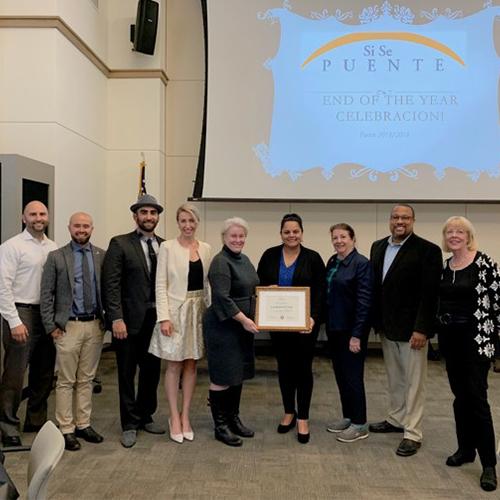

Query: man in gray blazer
[40,212,105,451]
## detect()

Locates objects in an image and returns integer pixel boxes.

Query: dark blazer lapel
[62,243,75,292]
[130,231,150,278]
[292,245,306,285]
[372,239,386,283]
[383,233,415,283]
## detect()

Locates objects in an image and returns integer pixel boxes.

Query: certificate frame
[255,286,310,331]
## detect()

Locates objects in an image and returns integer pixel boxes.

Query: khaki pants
[54,320,104,434]
[380,335,428,442]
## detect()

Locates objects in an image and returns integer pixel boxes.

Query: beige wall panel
[166,80,204,156]
[289,203,378,261]
[55,32,107,146]
[204,202,292,266]
[164,155,198,238]
[57,0,108,60]
[166,0,204,80]
[0,0,56,15]
[374,203,464,249]
[0,123,56,166]
[0,29,56,122]
[466,204,500,262]
[107,78,165,151]
[52,126,107,247]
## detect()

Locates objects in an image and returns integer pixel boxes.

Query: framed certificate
[255,286,310,331]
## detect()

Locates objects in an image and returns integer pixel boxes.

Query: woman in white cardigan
[149,203,211,443]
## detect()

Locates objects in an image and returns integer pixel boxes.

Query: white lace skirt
[149,290,206,361]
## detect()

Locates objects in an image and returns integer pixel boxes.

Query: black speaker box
[130,0,159,55]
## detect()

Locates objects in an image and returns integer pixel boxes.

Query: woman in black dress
[203,217,259,447]
[257,214,325,443]
[437,216,499,492]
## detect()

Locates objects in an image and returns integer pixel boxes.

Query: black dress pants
[113,308,161,431]
[270,326,318,420]
[439,325,497,467]
[0,306,56,437]
[327,330,367,425]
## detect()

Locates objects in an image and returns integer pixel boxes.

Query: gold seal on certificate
[255,286,310,331]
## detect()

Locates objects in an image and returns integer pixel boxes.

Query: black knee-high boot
[209,389,242,447]
[227,385,254,438]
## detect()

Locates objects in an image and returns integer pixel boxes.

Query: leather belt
[15,303,40,309]
[68,314,98,322]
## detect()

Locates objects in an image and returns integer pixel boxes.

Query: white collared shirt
[0,229,57,328]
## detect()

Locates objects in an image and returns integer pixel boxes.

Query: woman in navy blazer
[325,223,373,443]
[257,214,325,443]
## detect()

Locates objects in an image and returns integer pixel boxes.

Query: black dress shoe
[480,467,497,492]
[277,413,297,434]
[369,420,404,433]
[63,433,81,451]
[75,426,104,443]
[446,450,476,467]
[396,438,421,457]
[2,435,22,447]
[297,432,310,444]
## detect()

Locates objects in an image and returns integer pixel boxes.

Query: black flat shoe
[297,432,310,444]
[277,413,297,434]
[480,467,497,492]
[446,450,476,467]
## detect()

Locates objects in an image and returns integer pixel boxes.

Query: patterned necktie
[80,248,93,313]
[146,238,157,302]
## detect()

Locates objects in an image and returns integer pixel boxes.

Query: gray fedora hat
[130,194,164,214]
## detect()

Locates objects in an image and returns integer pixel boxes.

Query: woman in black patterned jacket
[437,216,499,492]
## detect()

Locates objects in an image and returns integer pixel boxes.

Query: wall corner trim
[0,16,168,85]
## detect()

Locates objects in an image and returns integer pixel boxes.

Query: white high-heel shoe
[183,429,194,441]
[168,419,183,444]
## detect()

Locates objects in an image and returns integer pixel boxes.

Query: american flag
[138,158,147,196]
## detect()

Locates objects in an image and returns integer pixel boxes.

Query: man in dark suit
[40,212,105,451]
[369,204,442,457]
[102,194,165,448]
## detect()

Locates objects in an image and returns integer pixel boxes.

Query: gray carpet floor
[4,348,500,499]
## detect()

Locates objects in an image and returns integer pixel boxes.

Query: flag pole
[138,152,147,197]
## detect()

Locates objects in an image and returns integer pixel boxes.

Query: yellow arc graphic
[301,32,465,68]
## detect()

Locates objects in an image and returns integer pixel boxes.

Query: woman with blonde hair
[437,216,498,491]
[149,203,211,443]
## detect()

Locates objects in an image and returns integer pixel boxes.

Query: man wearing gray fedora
[102,194,166,448]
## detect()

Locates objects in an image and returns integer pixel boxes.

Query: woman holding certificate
[203,217,259,447]
[324,223,373,443]
[149,203,211,444]
[257,213,325,444]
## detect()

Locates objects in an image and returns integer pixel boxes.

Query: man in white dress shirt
[0,201,57,446]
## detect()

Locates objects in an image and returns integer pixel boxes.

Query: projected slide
[199,1,500,200]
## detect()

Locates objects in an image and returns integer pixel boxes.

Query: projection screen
[195,0,500,201]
